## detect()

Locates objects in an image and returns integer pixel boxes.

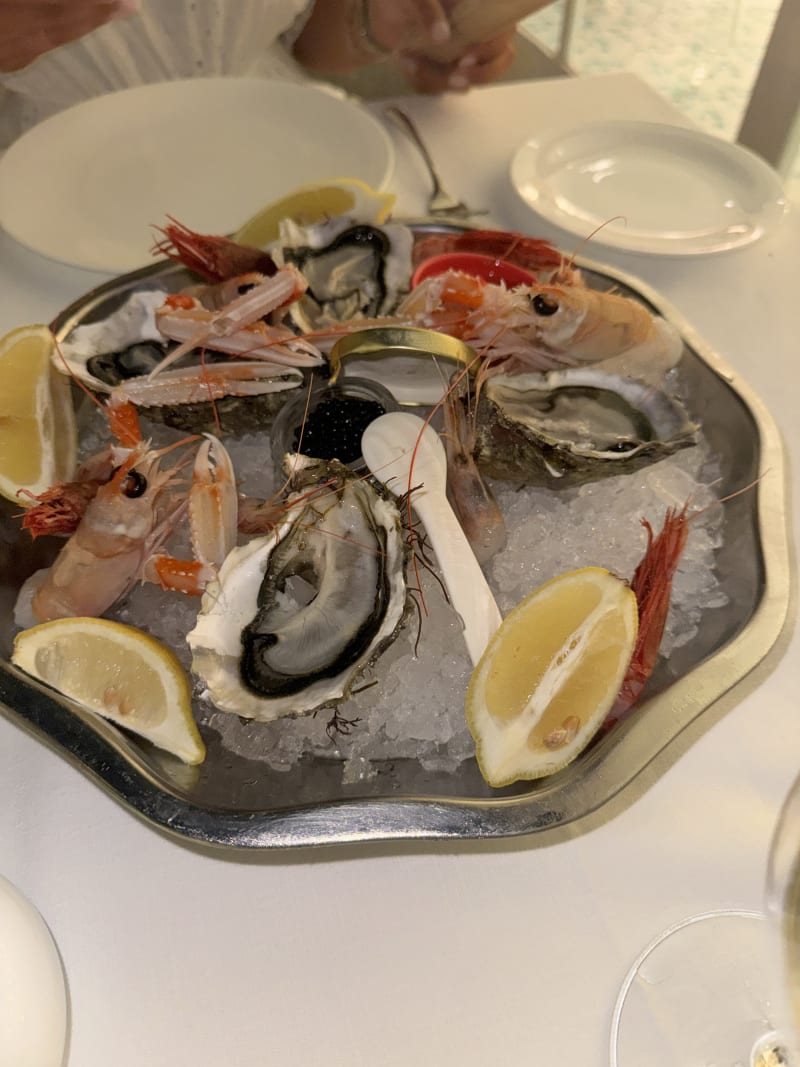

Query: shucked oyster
[276,216,413,334]
[187,456,407,720]
[473,368,698,486]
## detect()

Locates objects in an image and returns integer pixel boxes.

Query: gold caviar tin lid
[329,326,476,407]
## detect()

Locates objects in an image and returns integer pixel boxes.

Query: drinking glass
[610,771,800,1067]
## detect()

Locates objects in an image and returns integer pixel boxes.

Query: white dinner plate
[0,77,395,273]
[510,119,787,256]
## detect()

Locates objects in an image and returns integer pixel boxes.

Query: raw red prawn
[412,229,568,277]
[152,217,277,283]
[603,502,692,729]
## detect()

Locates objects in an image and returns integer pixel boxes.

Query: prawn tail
[603,502,691,730]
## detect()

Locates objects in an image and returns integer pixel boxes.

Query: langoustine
[54,266,324,413]
[396,270,683,380]
[14,397,239,625]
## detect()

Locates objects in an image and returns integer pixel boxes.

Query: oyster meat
[276,217,413,334]
[187,456,407,720]
[473,368,698,486]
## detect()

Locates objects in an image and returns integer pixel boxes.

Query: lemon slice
[466,567,638,787]
[0,325,77,505]
[12,618,206,765]
[234,177,396,247]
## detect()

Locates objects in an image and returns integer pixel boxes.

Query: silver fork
[384,106,486,220]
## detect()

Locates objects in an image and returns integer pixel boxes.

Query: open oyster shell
[473,368,699,486]
[276,217,413,333]
[187,456,407,721]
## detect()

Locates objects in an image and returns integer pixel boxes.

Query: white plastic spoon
[361,411,502,667]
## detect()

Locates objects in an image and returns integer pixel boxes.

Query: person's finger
[454,32,515,68]
[396,53,457,94]
[454,35,517,87]
[397,30,517,94]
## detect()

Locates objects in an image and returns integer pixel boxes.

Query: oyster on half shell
[473,368,698,486]
[187,456,407,721]
[276,217,413,334]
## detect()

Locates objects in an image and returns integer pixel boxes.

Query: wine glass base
[751,1032,790,1067]
[610,910,795,1067]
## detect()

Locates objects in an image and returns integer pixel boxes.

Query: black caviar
[292,395,386,464]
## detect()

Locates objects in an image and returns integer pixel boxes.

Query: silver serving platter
[0,235,791,849]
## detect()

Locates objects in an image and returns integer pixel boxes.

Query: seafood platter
[0,196,790,850]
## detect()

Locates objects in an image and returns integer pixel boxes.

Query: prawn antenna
[51,334,108,414]
[563,215,628,275]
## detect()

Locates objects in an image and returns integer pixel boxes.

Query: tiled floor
[522,0,799,203]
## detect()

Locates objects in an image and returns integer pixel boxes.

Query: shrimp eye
[121,470,147,498]
[532,294,559,317]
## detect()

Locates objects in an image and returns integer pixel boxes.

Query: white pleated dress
[0,0,314,147]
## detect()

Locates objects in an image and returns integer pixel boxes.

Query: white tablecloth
[1,73,798,1067]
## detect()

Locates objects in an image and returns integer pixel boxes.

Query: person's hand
[397,29,517,93]
[366,0,453,54]
[365,1,516,93]
[0,0,138,74]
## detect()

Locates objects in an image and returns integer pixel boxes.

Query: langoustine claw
[152,265,320,373]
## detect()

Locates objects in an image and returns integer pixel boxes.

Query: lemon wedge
[466,567,638,787]
[12,618,206,765]
[0,325,77,505]
[234,177,396,248]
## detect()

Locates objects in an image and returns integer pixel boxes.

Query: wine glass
[766,770,800,1059]
[610,773,800,1067]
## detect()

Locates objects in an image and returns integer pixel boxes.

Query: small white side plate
[0,874,68,1067]
[510,119,787,255]
[0,77,395,274]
